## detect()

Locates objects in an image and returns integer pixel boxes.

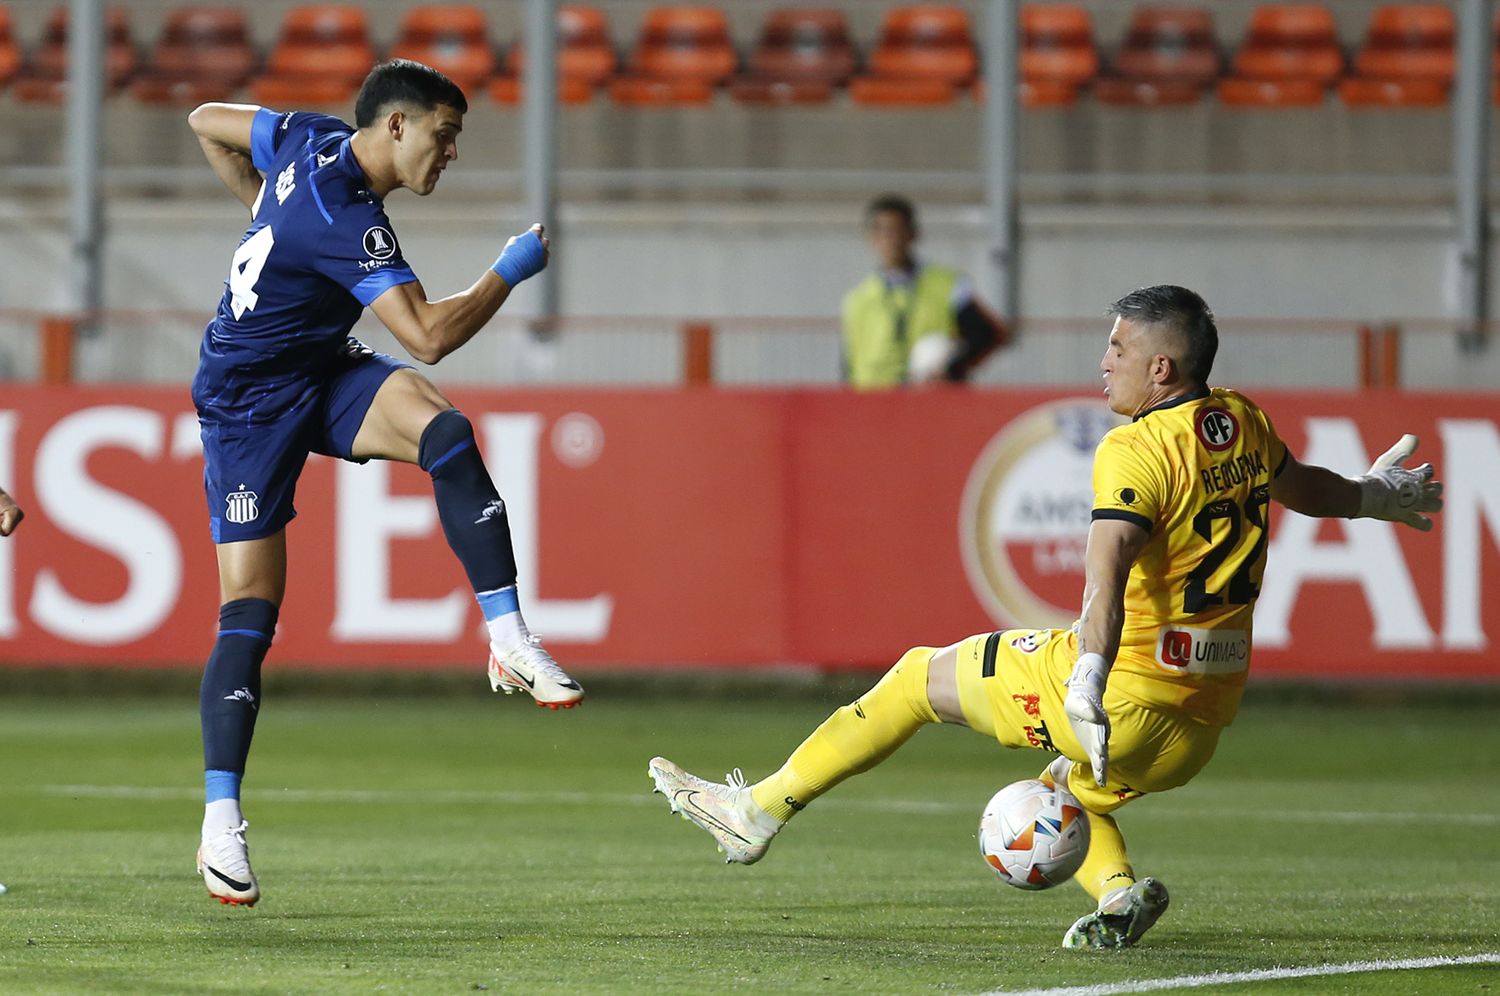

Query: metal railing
[4,309,1496,390]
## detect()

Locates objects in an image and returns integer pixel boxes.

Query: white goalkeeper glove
[1357,434,1443,531]
[1063,652,1111,788]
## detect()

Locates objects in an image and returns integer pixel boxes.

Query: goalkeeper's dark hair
[865,193,917,230]
[355,60,467,129]
[1107,284,1218,383]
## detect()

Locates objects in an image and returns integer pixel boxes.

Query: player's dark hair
[865,193,917,230]
[1107,285,1219,383]
[355,60,468,129]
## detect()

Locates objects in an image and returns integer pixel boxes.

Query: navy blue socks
[418,408,519,593]
[201,597,278,808]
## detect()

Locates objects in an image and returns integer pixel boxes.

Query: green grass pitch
[1,684,1497,993]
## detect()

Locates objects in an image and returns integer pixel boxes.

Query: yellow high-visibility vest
[840,265,959,389]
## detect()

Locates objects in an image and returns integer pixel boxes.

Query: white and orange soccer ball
[978,778,1091,890]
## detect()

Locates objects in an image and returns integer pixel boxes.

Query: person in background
[841,194,1009,389]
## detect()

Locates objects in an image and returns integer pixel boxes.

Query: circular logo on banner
[362,226,396,259]
[960,400,1127,629]
[1195,407,1239,452]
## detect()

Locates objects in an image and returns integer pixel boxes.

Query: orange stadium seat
[972,6,1098,109]
[630,5,736,84]
[609,5,735,106]
[1098,6,1219,107]
[731,8,854,106]
[851,5,976,106]
[1340,5,1453,108]
[1232,5,1343,83]
[1218,5,1341,108]
[132,7,257,105]
[1022,5,1098,87]
[251,5,376,107]
[0,8,22,89]
[494,4,616,106]
[12,6,136,103]
[389,4,495,96]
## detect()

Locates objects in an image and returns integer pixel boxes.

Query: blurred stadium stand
[0,1,1498,389]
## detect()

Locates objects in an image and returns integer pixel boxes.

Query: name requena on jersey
[1200,448,1267,494]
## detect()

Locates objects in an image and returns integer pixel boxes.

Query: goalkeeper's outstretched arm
[1271,434,1443,531]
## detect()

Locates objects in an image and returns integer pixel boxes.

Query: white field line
[985,953,1500,996]
[8,784,1500,826]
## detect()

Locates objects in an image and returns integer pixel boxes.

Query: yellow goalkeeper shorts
[953,629,1223,815]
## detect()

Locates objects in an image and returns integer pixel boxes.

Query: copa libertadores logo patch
[960,400,1126,628]
[363,226,396,260]
[225,485,260,525]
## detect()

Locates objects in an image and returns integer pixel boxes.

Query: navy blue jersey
[193,109,419,421]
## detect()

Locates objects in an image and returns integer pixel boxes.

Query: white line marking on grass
[985,953,1500,996]
[7,785,1500,826]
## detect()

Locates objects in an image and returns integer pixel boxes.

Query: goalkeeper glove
[491,224,549,288]
[1357,434,1443,531]
[1063,652,1111,788]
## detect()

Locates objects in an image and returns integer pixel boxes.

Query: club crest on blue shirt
[225,485,260,525]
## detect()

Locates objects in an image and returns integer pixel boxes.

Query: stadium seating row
[0,4,1495,110]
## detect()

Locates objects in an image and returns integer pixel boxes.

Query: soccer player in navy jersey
[188,60,583,906]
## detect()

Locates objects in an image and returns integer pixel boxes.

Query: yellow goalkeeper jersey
[1089,387,1288,726]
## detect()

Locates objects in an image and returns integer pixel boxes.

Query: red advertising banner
[0,385,1496,679]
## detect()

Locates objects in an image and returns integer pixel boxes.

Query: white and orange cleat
[488,635,584,709]
[197,820,259,906]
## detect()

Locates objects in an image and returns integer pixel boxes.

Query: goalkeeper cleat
[488,635,584,709]
[197,820,259,907]
[1062,877,1169,950]
[647,757,781,865]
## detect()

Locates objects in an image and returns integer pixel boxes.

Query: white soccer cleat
[197,820,260,907]
[647,757,781,865]
[488,635,584,709]
[1062,877,1170,949]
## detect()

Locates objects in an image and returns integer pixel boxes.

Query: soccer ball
[978,778,1091,890]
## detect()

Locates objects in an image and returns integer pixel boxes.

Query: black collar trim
[1134,386,1211,422]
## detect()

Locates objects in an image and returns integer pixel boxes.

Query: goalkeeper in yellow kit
[648,285,1445,949]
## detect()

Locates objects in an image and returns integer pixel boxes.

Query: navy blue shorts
[199,340,408,544]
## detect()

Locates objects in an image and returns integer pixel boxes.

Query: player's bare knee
[918,643,967,725]
[357,370,451,462]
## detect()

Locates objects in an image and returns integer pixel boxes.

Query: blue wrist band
[492,231,546,287]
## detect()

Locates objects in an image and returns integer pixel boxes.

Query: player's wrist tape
[491,232,545,287]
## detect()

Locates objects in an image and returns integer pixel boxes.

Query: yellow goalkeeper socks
[1075,811,1136,903]
[750,647,941,824]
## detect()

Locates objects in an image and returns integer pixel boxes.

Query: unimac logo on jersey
[1195,408,1239,452]
[363,226,396,260]
[1155,625,1250,675]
